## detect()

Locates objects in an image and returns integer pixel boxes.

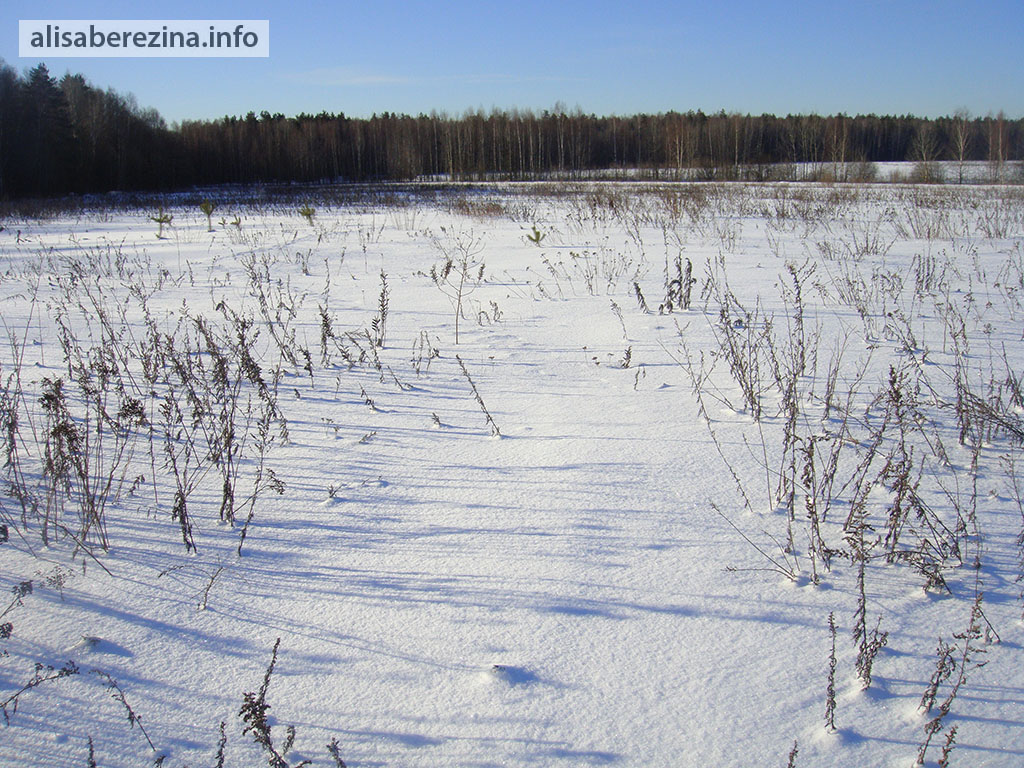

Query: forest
[1,61,1022,198]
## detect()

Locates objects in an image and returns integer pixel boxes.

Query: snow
[1,181,1023,767]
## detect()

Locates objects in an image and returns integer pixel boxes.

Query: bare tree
[912,122,941,183]
[988,111,1007,182]
[952,109,972,184]
[827,114,849,181]
[430,228,486,344]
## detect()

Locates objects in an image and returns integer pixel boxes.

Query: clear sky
[4,0,1023,125]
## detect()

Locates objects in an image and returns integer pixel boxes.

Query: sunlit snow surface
[1,180,1023,767]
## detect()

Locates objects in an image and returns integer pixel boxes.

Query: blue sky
[4,0,1023,124]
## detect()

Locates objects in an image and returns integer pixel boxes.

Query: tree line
[1,61,1021,199]
[0,62,189,198]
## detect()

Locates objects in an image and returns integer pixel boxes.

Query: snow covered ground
[1,181,1023,767]
[415,160,1024,185]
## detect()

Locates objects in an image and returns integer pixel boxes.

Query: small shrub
[149,207,173,238]
[430,228,486,344]
[372,271,389,348]
[457,355,501,437]
[239,638,311,768]
[200,200,217,231]
[825,612,837,732]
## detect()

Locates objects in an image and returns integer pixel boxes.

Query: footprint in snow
[478,664,539,687]
[67,635,133,657]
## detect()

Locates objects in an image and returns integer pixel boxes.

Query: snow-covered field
[1,181,1023,767]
